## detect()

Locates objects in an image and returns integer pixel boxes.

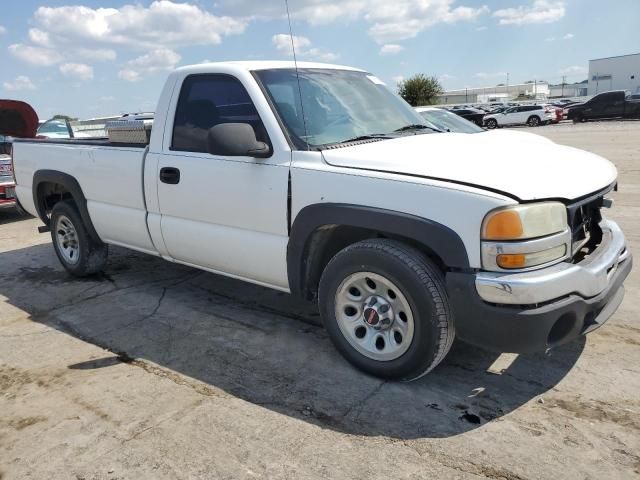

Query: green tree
[397,74,443,107]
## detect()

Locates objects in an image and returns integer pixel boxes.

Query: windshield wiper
[334,133,390,145]
[393,124,442,133]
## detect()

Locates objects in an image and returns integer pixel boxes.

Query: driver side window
[171,74,268,153]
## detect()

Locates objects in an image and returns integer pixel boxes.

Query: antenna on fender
[284,0,309,150]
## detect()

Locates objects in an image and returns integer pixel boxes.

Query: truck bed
[13,138,156,253]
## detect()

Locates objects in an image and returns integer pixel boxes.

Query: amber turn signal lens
[496,254,526,269]
[483,210,524,240]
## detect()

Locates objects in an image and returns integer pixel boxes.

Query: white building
[589,53,640,95]
[549,81,588,99]
[436,82,550,105]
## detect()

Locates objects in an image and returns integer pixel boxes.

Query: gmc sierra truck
[12,62,632,380]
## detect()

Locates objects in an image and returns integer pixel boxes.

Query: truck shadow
[0,209,29,226]
[0,243,585,440]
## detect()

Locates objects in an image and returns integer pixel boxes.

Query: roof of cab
[175,61,367,75]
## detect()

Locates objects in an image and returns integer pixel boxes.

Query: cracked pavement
[1,121,639,479]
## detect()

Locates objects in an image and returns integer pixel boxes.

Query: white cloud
[493,0,565,25]
[546,33,574,42]
[476,26,488,31]
[439,73,456,82]
[271,34,338,62]
[305,49,338,62]
[8,44,64,66]
[368,4,489,42]
[392,75,405,85]
[74,48,117,62]
[118,49,181,82]
[272,34,312,55]
[32,1,247,50]
[0,25,7,35]
[559,65,587,76]
[59,63,94,81]
[28,28,50,46]
[223,0,489,43]
[380,44,404,56]
[3,76,36,92]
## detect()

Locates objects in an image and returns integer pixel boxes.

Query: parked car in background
[566,91,640,123]
[449,107,485,126]
[37,118,73,139]
[483,105,556,129]
[0,100,38,211]
[11,61,632,380]
[415,107,484,133]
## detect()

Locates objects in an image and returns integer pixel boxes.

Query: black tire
[486,118,498,129]
[527,115,541,127]
[572,114,584,124]
[318,239,454,381]
[50,200,108,276]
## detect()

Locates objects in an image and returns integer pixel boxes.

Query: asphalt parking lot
[1,121,639,480]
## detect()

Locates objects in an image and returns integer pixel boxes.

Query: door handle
[160,167,180,184]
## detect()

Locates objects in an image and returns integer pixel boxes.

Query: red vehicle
[0,100,38,210]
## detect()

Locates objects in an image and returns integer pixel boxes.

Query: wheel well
[300,225,446,301]
[36,181,75,223]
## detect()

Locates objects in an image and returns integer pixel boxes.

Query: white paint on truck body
[12,60,618,292]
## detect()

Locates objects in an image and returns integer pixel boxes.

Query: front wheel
[318,239,455,381]
[50,200,108,276]
[486,118,498,129]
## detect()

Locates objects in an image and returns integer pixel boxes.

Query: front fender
[287,203,470,298]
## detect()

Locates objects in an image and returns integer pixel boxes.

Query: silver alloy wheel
[528,116,540,127]
[55,215,80,265]
[334,272,415,361]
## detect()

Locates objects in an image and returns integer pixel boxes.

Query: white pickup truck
[12,61,632,380]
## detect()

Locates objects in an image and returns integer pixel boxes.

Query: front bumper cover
[446,219,632,353]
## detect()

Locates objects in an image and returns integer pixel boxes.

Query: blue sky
[1,0,639,120]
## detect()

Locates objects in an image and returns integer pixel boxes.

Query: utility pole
[561,75,566,97]
[465,87,468,102]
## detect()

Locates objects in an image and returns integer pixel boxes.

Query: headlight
[481,202,570,271]
[482,202,567,240]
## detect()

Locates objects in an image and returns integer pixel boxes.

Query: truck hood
[321,132,617,201]
[0,100,38,138]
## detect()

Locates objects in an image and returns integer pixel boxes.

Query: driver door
[154,73,291,290]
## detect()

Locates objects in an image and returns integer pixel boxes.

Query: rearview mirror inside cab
[207,123,271,158]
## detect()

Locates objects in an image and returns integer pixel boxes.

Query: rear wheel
[50,200,108,276]
[318,239,454,381]
[572,114,584,124]
[486,118,498,129]
[527,115,541,127]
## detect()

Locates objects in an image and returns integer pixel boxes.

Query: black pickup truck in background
[566,90,640,123]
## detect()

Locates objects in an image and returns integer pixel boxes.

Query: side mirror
[207,123,271,159]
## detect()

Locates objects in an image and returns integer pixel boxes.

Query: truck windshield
[417,109,484,134]
[254,68,431,148]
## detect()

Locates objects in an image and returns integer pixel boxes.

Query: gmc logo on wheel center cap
[363,307,380,326]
